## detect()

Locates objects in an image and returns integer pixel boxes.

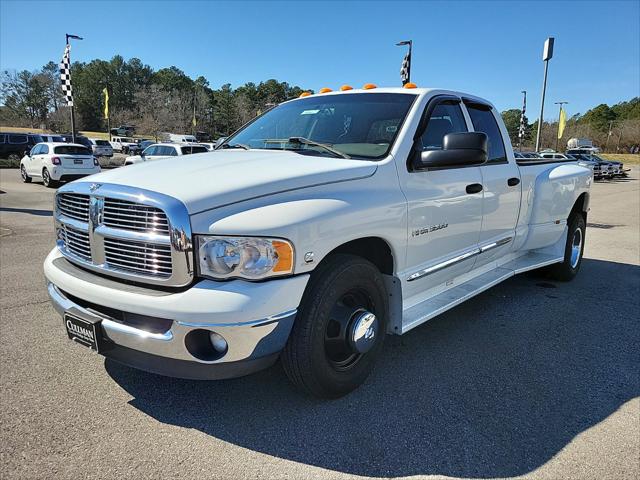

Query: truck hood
[86,149,378,214]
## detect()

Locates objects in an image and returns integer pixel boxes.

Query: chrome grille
[61,225,91,260]
[58,193,90,222]
[54,183,193,287]
[104,238,172,277]
[103,199,169,234]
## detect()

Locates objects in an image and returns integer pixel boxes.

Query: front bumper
[44,249,309,379]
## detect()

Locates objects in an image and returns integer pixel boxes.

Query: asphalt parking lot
[1,167,638,480]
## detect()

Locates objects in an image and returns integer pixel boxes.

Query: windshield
[224,92,417,159]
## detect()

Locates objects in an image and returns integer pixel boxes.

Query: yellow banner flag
[557,107,566,139]
[102,87,109,119]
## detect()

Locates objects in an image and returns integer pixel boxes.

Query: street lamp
[554,101,568,152]
[65,33,83,143]
[535,37,554,152]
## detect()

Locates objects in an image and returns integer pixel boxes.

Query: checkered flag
[400,50,411,85]
[518,92,527,141]
[60,44,73,107]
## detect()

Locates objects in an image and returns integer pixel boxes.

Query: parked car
[110,125,136,136]
[137,140,155,151]
[161,133,199,143]
[20,142,100,188]
[44,86,591,398]
[88,139,113,157]
[199,142,217,151]
[0,133,43,161]
[589,154,626,177]
[124,142,208,165]
[110,136,141,154]
[569,153,616,179]
[539,152,606,178]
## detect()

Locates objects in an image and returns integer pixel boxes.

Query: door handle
[508,177,520,187]
[466,183,483,194]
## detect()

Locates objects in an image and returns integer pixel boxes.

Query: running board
[400,252,562,334]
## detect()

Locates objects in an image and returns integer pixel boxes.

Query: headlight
[197,236,294,280]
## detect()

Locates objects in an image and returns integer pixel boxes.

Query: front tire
[282,254,388,398]
[546,212,586,281]
[42,168,58,188]
[20,165,32,183]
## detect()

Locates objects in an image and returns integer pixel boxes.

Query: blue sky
[1,0,639,118]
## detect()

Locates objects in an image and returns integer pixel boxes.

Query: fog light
[209,332,228,353]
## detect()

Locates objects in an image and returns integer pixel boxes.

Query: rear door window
[9,134,28,144]
[466,104,507,164]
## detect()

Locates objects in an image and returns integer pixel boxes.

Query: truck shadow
[105,257,639,478]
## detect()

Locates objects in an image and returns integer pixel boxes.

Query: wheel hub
[348,310,378,354]
[570,228,583,268]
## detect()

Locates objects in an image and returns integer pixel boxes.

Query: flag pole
[64,33,83,143]
[518,90,526,151]
[396,40,412,85]
[554,101,568,152]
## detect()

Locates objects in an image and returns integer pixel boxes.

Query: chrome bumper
[47,282,296,367]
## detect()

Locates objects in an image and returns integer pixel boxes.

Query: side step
[400,252,562,334]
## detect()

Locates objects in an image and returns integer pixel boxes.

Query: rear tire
[545,212,586,281]
[282,254,388,398]
[42,168,58,189]
[20,165,32,183]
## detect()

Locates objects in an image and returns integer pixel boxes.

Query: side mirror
[414,132,488,169]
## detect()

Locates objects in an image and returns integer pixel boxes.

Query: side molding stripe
[407,236,512,282]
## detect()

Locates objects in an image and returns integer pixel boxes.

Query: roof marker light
[363,83,377,90]
[403,82,417,89]
[299,91,312,98]
[340,85,353,91]
[319,87,332,93]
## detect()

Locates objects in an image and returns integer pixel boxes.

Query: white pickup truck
[44,86,592,398]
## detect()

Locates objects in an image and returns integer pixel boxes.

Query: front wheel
[20,165,32,183]
[282,254,388,398]
[42,168,58,188]
[545,212,586,281]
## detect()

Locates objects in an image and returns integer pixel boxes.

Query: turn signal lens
[299,91,312,98]
[403,82,417,89]
[319,87,332,93]
[272,240,294,272]
[340,85,353,91]
[363,83,377,90]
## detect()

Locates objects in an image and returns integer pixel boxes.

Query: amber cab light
[403,82,418,89]
[362,83,377,90]
[340,85,353,91]
[319,87,332,93]
[299,91,312,98]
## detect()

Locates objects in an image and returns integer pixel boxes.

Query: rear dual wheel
[282,254,388,398]
[545,212,586,281]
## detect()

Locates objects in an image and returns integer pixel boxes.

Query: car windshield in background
[225,93,417,159]
[95,140,110,146]
[54,145,91,155]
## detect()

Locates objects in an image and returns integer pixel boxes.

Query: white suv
[124,143,208,165]
[20,142,100,188]
[88,139,114,157]
[110,137,141,154]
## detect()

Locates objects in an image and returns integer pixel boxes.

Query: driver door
[398,96,484,300]
[26,144,41,176]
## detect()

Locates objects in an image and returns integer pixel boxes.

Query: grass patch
[599,154,640,165]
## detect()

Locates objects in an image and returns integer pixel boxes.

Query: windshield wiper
[219,143,250,150]
[263,137,350,159]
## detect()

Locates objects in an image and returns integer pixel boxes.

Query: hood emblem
[89,183,102,192]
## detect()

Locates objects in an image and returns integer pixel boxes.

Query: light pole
[65,34,83,143]
[535,37,554,152]
[604,120,614,152]
[554,101,568,152]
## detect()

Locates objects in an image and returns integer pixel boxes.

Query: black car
[0,133,43,161]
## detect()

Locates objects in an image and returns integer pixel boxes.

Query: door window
[418,102,468,151]
[143,146,157,156]
[40,144,49,154]
[466,104,507,164]
[9,134,27,144]
[30,145,41,155]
